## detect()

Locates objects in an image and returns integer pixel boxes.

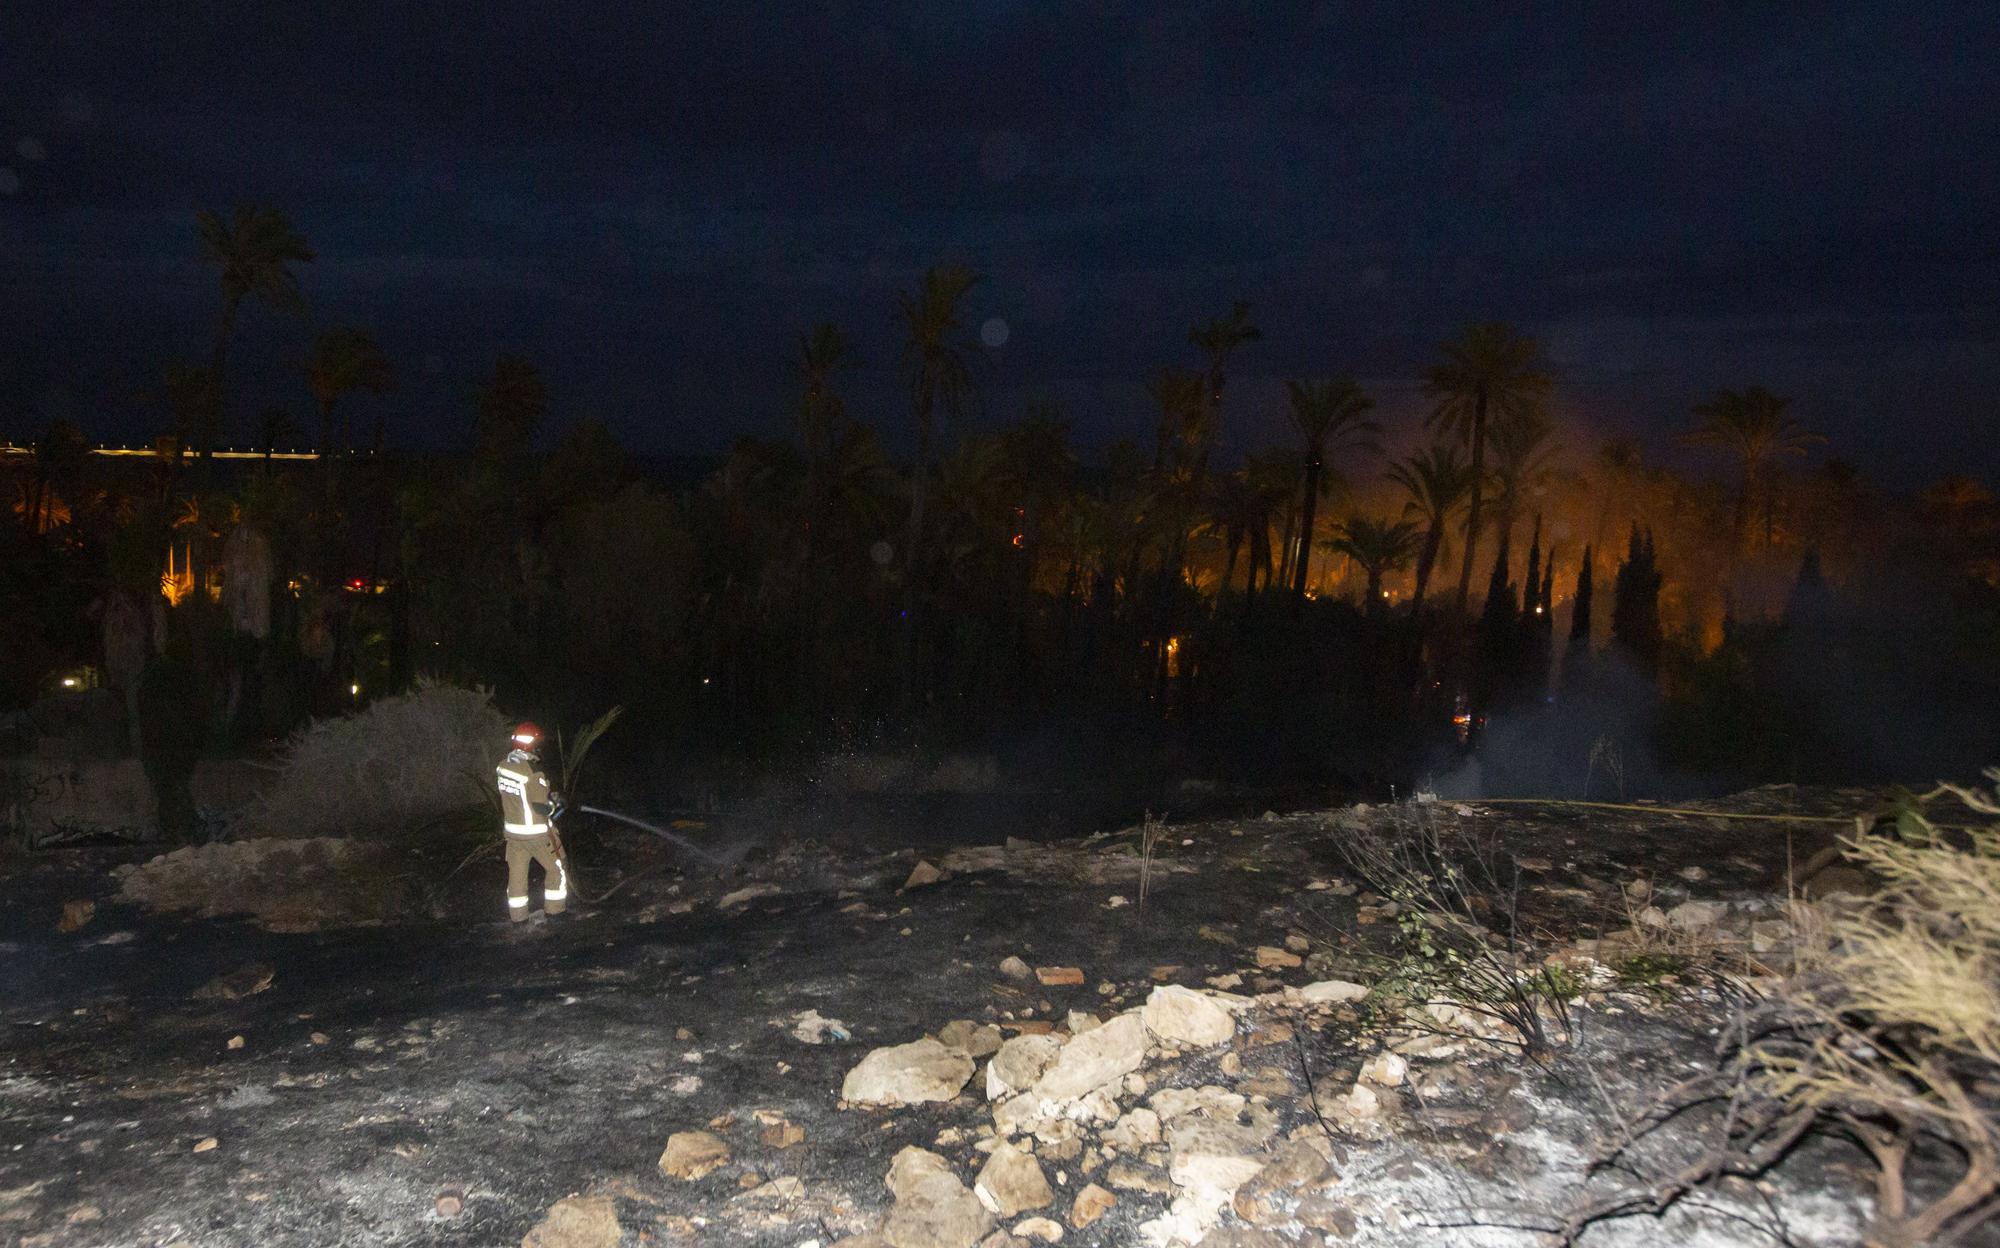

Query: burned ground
[0,793,1945,1246]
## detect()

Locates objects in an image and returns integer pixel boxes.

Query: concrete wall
[0,754,269,847]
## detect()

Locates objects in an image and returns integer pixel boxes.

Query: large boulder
[521,1195,621,1248]
[845,1037,975,1106]
[1141,985,1238,1048]
[1031,1013,1148,1101]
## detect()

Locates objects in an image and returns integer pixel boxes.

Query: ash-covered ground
[0,791,1930,1247]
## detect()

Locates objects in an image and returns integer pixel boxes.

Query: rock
[940,1020,1004,1058]
[904,861,945,890]
[1150,1086,1245,1122]
[974,1142,1053,1216]
[1035,966,1084,987]
[1197,1227,1291,1247]
[1031,1014,1148,1101]
[1283,934,1309,953]
[192,1137,218,1153]
[845,1038,975,1106]
[1666,900,1728,930]
[57,900,96,933]
[521,1195,620,1248]
[1751,918,1793,954]
[999,956,1034,982]
[1359,1052,1407,1087]
[226,1035,245,1051]
[1295,1193,1358,1237]
[1677,865,1708,882]
[987,1034,1065,1100]
[1803,865,1870,898]
[1339,1082,1381,1122]
[1253,947,1301,970]
[718,883,782,909]
[1012,1216,1063,1242]
[761,1121,806,1149]
[976,1236,1029,1248]
[1141,985,1237,1048]
[659,1130,731,1180]
[885,1150,995,1248]
[1167,1117,1275,1199]
[791,1009,854,1044]
[1106,1161,1173,1194]
[1054,1181,1111,1230]
[1065,1010,1100,1035]
[1231,1139,1333,1224]
[1204,973,1242,990]
[1636,905,1668,928]
[434,1188,465,1218]
[191,963,275,1001]
[1103,1107,1162,1151]
[889,1147,958,1200]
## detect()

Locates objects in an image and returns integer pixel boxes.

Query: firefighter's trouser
[504,832,568,920]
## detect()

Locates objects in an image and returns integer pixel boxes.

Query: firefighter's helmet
[510,722,543,751]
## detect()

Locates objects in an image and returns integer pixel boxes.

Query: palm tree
[895,262,982,710]
[306,328,391,458]
[1388,444,1477,613]
[1327,515,1422,613]
[196,204,313,463]
[1424,322,1551,609]
[1245,447,1304,592]
[796,322,854,468]
[1488,408,1558,556]
[1679,386,1823,554]
[1284,379,1380,606]
[1186,301,1260,488]
[1202,471,1273,602]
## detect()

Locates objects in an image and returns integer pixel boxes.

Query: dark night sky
[2,2,1996,484]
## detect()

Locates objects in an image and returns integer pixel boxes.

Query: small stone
[435,1189,465,1219]
[192,1137,218,1153]
[1070,1185,1116,1230]
[1105,1161,1171,1194]
[1359,1052,1408,1087]
[226,1035,245,1050]
[904,861,944,890]
[940,1020,1004,1058]
[1678,865,1708,882]
[1254,947,1301,970]
[1035,966,1084,987]
[659,1130,731,1180]
[974,1142,1053,1216]
[1205,973,1243,990]
[192,963,275,1001]
[1297,980,1368,1005]
[762,1121,806,1149]
[1283,934,1309,953]
[987,1033,1064,1100]
[57,900,96,933]
[309,1032,329,1045]
[1104,1107,1162,1151]
[1012,1216,1063,1242]
[522,1194,621,1248]
[999,956,1034,982]
[1218,1052,1241,1076]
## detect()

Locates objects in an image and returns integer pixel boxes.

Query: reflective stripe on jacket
[497,754,553,836]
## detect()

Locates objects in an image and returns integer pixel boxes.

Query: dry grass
[1566,768,2000,1247]
[241,680,507,841]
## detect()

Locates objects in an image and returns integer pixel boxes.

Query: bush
[243,680,507,840]
[138,649,205,843]
[1567,769,2000,1246]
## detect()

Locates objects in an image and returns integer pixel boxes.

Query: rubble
[1140,985,1239,1048]
[845,1038,975,1106]
[521,1195,621,1248]
[883,1147,994,1248]
[1029,1013,1147,1101]
[972,1142,1053,1216]
[658,1130,731,1180]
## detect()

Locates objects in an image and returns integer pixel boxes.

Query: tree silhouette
[1680,386,1822,556]
[196,204,313,463]
[1388,444,1476,614]
[1611,526,1664,678]
[1424,323,1551,611]
[1327,515,1421,614]
[1284,378,1379,608]
[307,328,392,458]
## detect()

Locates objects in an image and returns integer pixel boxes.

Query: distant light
[702,677,711,685]
[350,682,360,697]
[61,677,77,688]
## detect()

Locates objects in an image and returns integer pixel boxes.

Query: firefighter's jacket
[496,750,555,838]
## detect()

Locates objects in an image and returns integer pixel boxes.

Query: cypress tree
[1569,546,1594,644]
[1611,526,1664,678]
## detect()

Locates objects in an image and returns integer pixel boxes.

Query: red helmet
[510,722,543,749]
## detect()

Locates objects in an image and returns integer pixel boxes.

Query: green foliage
[137,648,205,842]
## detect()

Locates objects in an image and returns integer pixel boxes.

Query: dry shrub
[1568,769,2000,1246]
[1336,801,1576,1059]
[243,680,506,841]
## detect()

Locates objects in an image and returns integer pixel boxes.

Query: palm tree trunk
[1290,455,1323,607]
[1454,388,1488,610]
[1220,534,1241,603]
[1413,526,1442,613]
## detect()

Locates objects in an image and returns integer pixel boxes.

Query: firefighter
[495,722,569,921]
